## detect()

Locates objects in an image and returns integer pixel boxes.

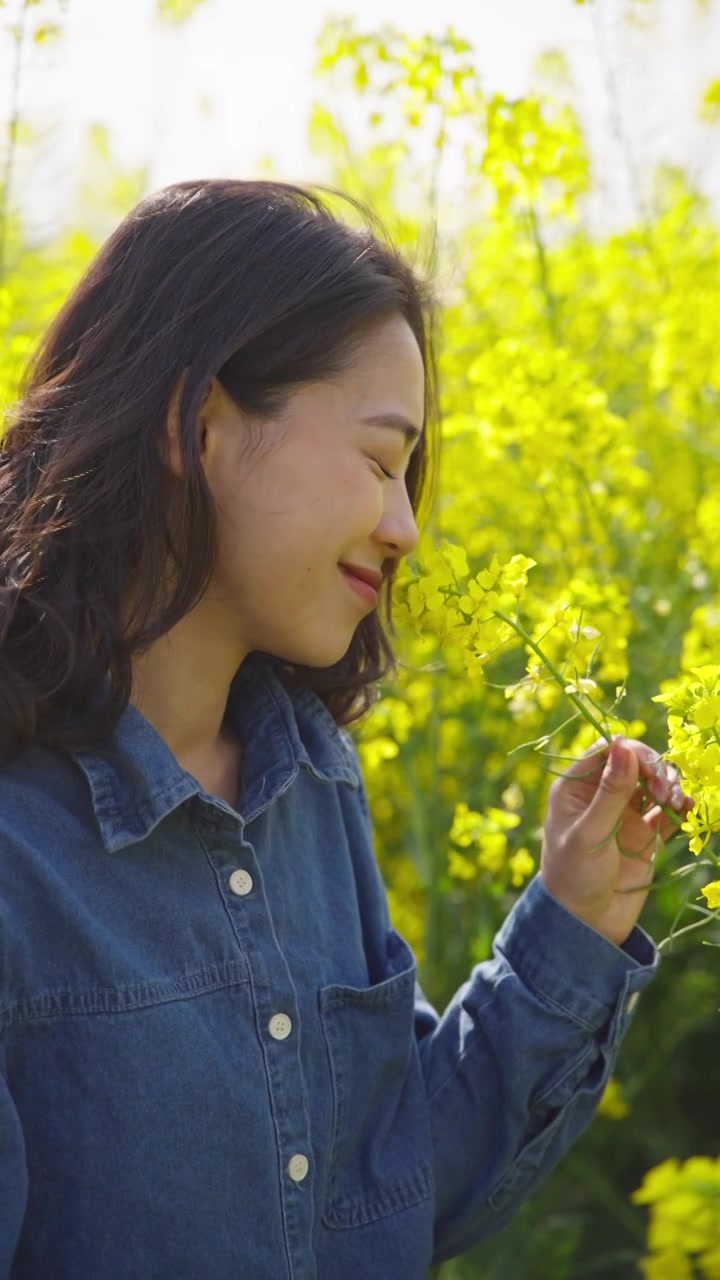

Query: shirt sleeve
[414,872,659,1265]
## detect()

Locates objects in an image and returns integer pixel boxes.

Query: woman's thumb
[576,736,639,852]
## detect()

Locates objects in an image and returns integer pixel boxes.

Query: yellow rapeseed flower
[701,880,720,910]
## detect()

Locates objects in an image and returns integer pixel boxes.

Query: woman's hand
[540,736,696,947]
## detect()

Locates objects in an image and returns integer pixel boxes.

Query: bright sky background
[3,0,720,238]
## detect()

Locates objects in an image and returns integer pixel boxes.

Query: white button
[268,1013,292,1040]
[288,1153,309,1182]
[625,991,640,1017]
[229,869,253,896]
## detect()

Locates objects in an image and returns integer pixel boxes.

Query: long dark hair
[0,178,440,765]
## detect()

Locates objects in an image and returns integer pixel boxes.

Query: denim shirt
[0,654,658,1278]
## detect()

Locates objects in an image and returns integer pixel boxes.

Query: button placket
[203,820,313,1261]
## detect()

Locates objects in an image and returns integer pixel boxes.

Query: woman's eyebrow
[361,413,423,450]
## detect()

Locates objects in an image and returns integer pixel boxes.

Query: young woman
[0,178,693,1278]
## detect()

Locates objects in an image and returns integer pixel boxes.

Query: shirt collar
[72,654,360,854]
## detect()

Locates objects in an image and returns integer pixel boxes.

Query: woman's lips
[340,567,379,606]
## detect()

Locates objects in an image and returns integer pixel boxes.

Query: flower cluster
[448,801,535,887]
[632,1156,720,1280]
[395,540,537,680]
[652,666,720,901]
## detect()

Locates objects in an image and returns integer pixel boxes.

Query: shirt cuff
[493,873,660,1043]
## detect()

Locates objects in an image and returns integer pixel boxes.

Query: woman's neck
[129,603,247,772]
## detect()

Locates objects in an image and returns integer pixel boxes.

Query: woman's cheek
[359,471,385,521]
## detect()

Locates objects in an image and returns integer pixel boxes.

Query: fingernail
[610,736,630,773]
[669,784,684,810]
[649,774,670,803]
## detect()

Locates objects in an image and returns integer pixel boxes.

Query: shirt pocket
[318,926,435,1230]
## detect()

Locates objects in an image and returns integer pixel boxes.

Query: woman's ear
[164,371,189,481]
[164,372,217,481]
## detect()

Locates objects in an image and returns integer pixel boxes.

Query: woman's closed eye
[370,458,400,481]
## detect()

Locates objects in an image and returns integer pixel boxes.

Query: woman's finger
[644,794,695,847]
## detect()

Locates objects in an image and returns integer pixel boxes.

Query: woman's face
[195,311,425,669]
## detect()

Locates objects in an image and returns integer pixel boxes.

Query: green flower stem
[493,608,685,830]
[493,608,611,741]
[657,911,720,953]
